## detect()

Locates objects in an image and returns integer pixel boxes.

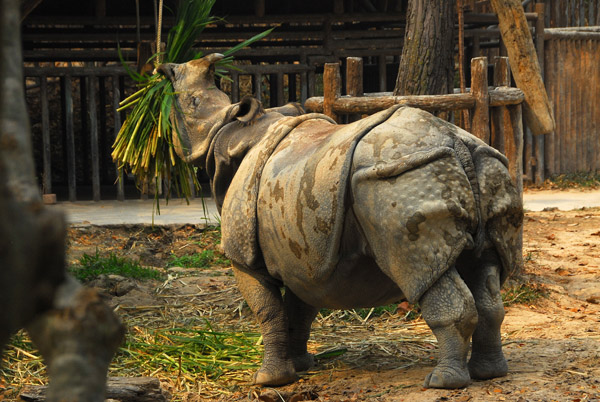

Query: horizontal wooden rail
[304,87,524,114]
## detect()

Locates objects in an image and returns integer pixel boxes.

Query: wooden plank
[231,71,240,103]
[490,0,555,135]
[88,75,101,201]
[63,75,76,201]
[113,75,124,201]
[491,57,510,155]
[98,76,108,184]
[378,55,386,92]
[470,57,490,143]
[277,72,284,106]
[40,75,52,194]
[323,63,341,121]
[534,3,545,184]
[254,0,265,17]
[253,73,262,103]
[591,38,599,171]
[509,102,524,198]
[544,38,556,176]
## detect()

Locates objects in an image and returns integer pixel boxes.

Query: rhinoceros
[157,53,523,389]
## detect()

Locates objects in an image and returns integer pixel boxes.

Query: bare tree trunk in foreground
[0,1,125,401]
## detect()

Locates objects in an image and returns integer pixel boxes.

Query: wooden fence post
[491,56,510,155]
[492,56,523,196]
[346,57,363,122]
[471,57,490,143]
[323,62,341,122]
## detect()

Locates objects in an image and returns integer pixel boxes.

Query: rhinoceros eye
[193,97,201,106]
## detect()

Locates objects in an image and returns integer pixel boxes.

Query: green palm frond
[112,0,272,213]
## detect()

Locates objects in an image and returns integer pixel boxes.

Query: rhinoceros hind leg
[232,264,297,386]
[284,288,318,372]
[460,251,508,380]
[420,267,477,389]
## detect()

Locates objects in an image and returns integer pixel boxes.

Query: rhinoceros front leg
[284,288,318,372]
[420,267,478,389]
[459,250,508,380]
[232,263,297,386]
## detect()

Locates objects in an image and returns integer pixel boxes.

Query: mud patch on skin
[406,212,426,241]
[288,239,303,259]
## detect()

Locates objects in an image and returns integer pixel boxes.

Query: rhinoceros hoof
[468,352,508,380]
[292,353,315,372]
[252,364,298,386]
[423,365,471,389]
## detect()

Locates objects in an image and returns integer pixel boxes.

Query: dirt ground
[58,207,600,402]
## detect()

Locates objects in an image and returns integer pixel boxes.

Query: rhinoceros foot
[468,351,508,380]
[252,361,298,386]
[292,352,314,372]
[423,364,471,389]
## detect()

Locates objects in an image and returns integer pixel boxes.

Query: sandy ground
[43,205,599,402]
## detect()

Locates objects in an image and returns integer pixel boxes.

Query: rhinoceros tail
[447,130,485,257]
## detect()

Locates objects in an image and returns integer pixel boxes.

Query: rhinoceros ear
[231,96,264,124]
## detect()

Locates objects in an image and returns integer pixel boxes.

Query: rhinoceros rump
[158,54,523,389]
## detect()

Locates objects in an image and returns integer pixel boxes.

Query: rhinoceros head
[158,53,262,165]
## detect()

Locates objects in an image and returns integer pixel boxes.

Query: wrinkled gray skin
[159,54,523,389]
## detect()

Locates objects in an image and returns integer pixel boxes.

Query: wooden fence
[543,27,600,176]
[24,63,315,201]
[305,56,525,196]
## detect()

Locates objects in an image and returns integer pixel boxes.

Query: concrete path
[49,189,600,226]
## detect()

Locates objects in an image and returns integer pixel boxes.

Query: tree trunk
[394,0,456,96]
[1,1,125,401]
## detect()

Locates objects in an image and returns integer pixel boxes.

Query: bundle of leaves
[112,0,272,212]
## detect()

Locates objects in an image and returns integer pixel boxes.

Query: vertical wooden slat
[575,39,584,172]
[323,62,341,122]
[565,39,575,173]
[470,57,490,143]
[300,69,308,104]
[580,0,585,26]
[584,39,593,172]
[254,0,265,17]
[98,76,108,184]
[88,75,100,201]
[64,75,76,201]
[276,72,284,106]
[534,3,545,184]
[113,75,124,201]
[253,73,262,103]
[231,71,239,103]
[378,54,386,92]
[544,38,556,176]
[288,73,297,102]
[509,104,524,198]
[269,73,277,107]
[592,38,599,171]
[40,75,52,194]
